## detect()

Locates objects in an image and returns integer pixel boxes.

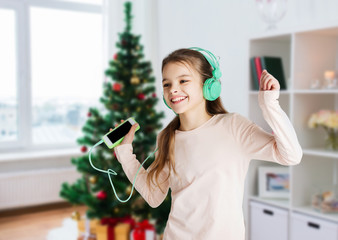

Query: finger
[267,80,273,90]
[263,75,272,90]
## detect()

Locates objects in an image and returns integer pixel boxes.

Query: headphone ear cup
[163,95,172,109]
[203,78,221,101]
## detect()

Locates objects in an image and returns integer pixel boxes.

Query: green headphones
[162,47,222,114]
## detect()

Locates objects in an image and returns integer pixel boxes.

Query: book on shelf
[250,56,287,90]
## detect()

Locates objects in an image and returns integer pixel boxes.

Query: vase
[325,128,338,150]
[255,0,288,31]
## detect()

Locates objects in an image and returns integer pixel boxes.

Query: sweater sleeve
[113,136,170,208]
[233,90,303,165]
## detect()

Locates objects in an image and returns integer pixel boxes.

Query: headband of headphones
[188,47,222,80]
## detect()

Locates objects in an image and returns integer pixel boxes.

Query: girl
[113,48,303,240]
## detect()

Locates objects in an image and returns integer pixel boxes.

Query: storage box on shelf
[245,24,338,240]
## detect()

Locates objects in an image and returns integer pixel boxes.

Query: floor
[0,203,87,240]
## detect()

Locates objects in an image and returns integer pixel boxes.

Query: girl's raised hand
[259,69,280,91]
[110,119,139,146]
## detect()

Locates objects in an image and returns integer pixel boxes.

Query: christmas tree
[60,1,170,235]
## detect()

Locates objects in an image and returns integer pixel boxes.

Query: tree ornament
[131,76,140,85]
[113,53,118,60]
[136,45,140,50]
[136,107,141,112]
[114,208,120,214]
[152,93,157,98]
[89,176,97,184]
[87,112,92,117]
[71,211,81,221]
[81,146,87,153]
[122,39,127,46]
[96,190,107,200]
[137,93,145,100]
[126,185,132,195]
[113,83,121,92]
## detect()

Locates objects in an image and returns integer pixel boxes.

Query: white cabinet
[290,212,338,240]
[245,23,338,240]
[250,201,288,240]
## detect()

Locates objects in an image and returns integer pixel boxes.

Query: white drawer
[290,212,338,240]
[250,201,288,240]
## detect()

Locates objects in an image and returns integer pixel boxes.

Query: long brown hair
[146,48,229,194]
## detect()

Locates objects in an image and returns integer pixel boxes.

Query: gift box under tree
[130,219,156,240]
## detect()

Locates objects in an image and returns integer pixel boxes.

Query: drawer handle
[307,222,320,229]
[263,209,274,216]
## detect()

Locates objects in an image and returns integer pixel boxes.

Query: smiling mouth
[171,97,188,104]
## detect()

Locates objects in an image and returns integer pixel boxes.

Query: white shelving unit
[245,24,338,240]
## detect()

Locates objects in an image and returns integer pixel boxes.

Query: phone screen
[107,121,132,143]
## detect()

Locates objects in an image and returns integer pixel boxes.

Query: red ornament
[113,83,121,92]
[113,53,118,60]
[152,93,157,98]
[96,190,107,200]
[137,93,145,100]
[87,112,92,117]
[81,146,87,153]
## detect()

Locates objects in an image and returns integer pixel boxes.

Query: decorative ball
[131,76,140,85]
[71,211,81,221]
[137,93,145,100]
[113,83,121,92]
[114,208,120,214]
[126,186,132,195]
[113,53,118,60]
[89,176,97,184]
[87,112,92,117]
[96,190,107,200]
[136,107,141,112]
[152,93,157,98]
[81,146,87,153]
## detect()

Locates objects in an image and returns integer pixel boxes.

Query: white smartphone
[102,117,140,149]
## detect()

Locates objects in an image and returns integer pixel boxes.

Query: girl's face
[162,61,206,115]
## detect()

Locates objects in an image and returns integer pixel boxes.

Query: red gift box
[131,220,156,240]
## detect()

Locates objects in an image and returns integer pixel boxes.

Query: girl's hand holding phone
[259,69,280,91]
[110,119,139,146]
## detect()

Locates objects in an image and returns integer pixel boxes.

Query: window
[0,8,17,143]
[0,0,104,151]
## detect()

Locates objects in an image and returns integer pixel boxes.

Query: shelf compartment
[293,94,338,149]
[293,28,338,90]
